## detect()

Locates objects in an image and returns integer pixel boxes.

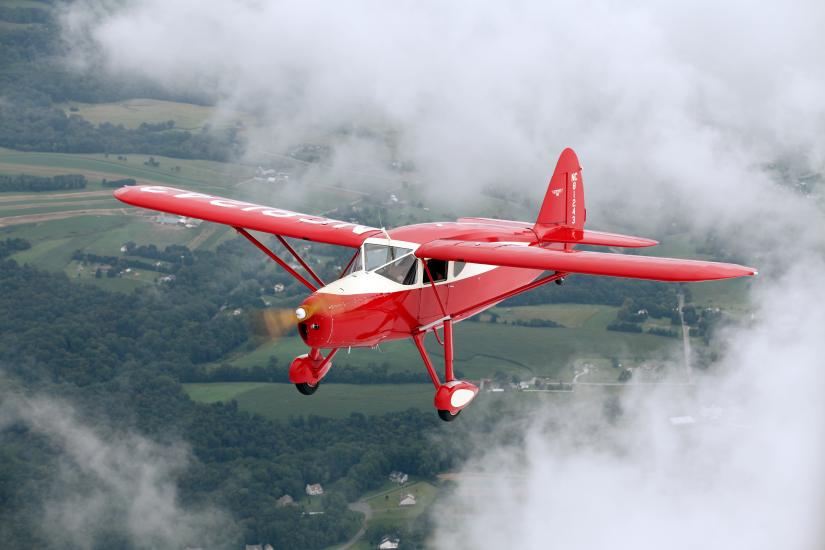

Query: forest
[0,8,238,162]
[0,240,455,548]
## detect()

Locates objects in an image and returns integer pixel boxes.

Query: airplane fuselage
[296,219,550,349]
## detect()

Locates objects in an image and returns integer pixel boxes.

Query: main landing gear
[413,318,479,422]
[289,348,338,395]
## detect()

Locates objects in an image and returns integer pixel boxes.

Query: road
[677,289,693,382]
[337,500,373,550]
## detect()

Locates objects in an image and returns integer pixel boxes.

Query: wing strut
[234,227,319,292]
[422,260,448,318]
[274,235,325,287]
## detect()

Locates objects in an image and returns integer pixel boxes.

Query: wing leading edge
[115,185,380,248]
[416,240,757,282]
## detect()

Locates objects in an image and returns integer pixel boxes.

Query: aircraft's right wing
[115,185,381,247]
[416,240,756,282]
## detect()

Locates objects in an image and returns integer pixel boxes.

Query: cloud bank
[61,1,824,244]
[433,261,825,549]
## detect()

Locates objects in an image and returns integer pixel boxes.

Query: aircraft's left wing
[416,240,756,282]
[115,185,380,247]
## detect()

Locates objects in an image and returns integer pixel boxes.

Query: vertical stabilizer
[535,148,585,235]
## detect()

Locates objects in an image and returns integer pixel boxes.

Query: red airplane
[115,148,756,421]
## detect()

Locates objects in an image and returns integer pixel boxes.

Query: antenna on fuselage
[378,210,394,251]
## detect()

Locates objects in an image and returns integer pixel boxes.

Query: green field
[0,149,253,190]
[184,382,435,419]
[58,99,252,131]
[686,278,752,311]
[226,303,678,382]
[364,481,438,521]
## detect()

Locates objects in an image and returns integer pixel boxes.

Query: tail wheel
[437,409,460,422]
[295,382,319,395]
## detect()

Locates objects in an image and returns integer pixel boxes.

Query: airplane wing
[415,240,757,282]
[115,185,381,247]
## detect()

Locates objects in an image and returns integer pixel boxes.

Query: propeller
[249,307,301,341]
[248,294,333,341]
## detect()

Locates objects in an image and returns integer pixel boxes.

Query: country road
[337,501,373,550]
[677,289,692,382]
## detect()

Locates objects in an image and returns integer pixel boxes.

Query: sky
[44,1,825,548]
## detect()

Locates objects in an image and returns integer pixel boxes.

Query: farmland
[58,98,254,131]
[221,302,679,380]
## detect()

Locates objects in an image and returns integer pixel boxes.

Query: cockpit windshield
[345,243,417,285]
[364,244,413,271]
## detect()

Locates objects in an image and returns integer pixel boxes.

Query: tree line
[0,173,85,192]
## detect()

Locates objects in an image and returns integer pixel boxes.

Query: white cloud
[0,394,236,548]
[433,261,825,549]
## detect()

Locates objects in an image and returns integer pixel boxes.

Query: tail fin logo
[551,188,563,197]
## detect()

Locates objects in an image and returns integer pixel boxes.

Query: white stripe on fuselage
[317,259,498,296]
[316,237,528,296]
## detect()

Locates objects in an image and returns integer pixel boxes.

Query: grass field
[57,99,249,131]
[184,382,272,403]
[686,278,752,311]
[0,149,254,190]
[364,481,438,521]
[227,303,679,382]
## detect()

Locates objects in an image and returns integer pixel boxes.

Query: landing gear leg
[413,319,479,421]
[289,348,338,395]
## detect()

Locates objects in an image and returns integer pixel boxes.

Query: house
[388,471,408,485]
[399,493,416,506]
[306,483,324,496]
[378,536,400,549]
[276,494,294,507]
[155,213,180,225]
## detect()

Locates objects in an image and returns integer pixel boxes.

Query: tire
[437,409,460,422]
[295,382,319,395]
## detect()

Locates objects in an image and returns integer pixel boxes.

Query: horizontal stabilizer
[537,226,658,248]
[416,240,756,282]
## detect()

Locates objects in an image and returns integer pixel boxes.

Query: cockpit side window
[424,259,448,283]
